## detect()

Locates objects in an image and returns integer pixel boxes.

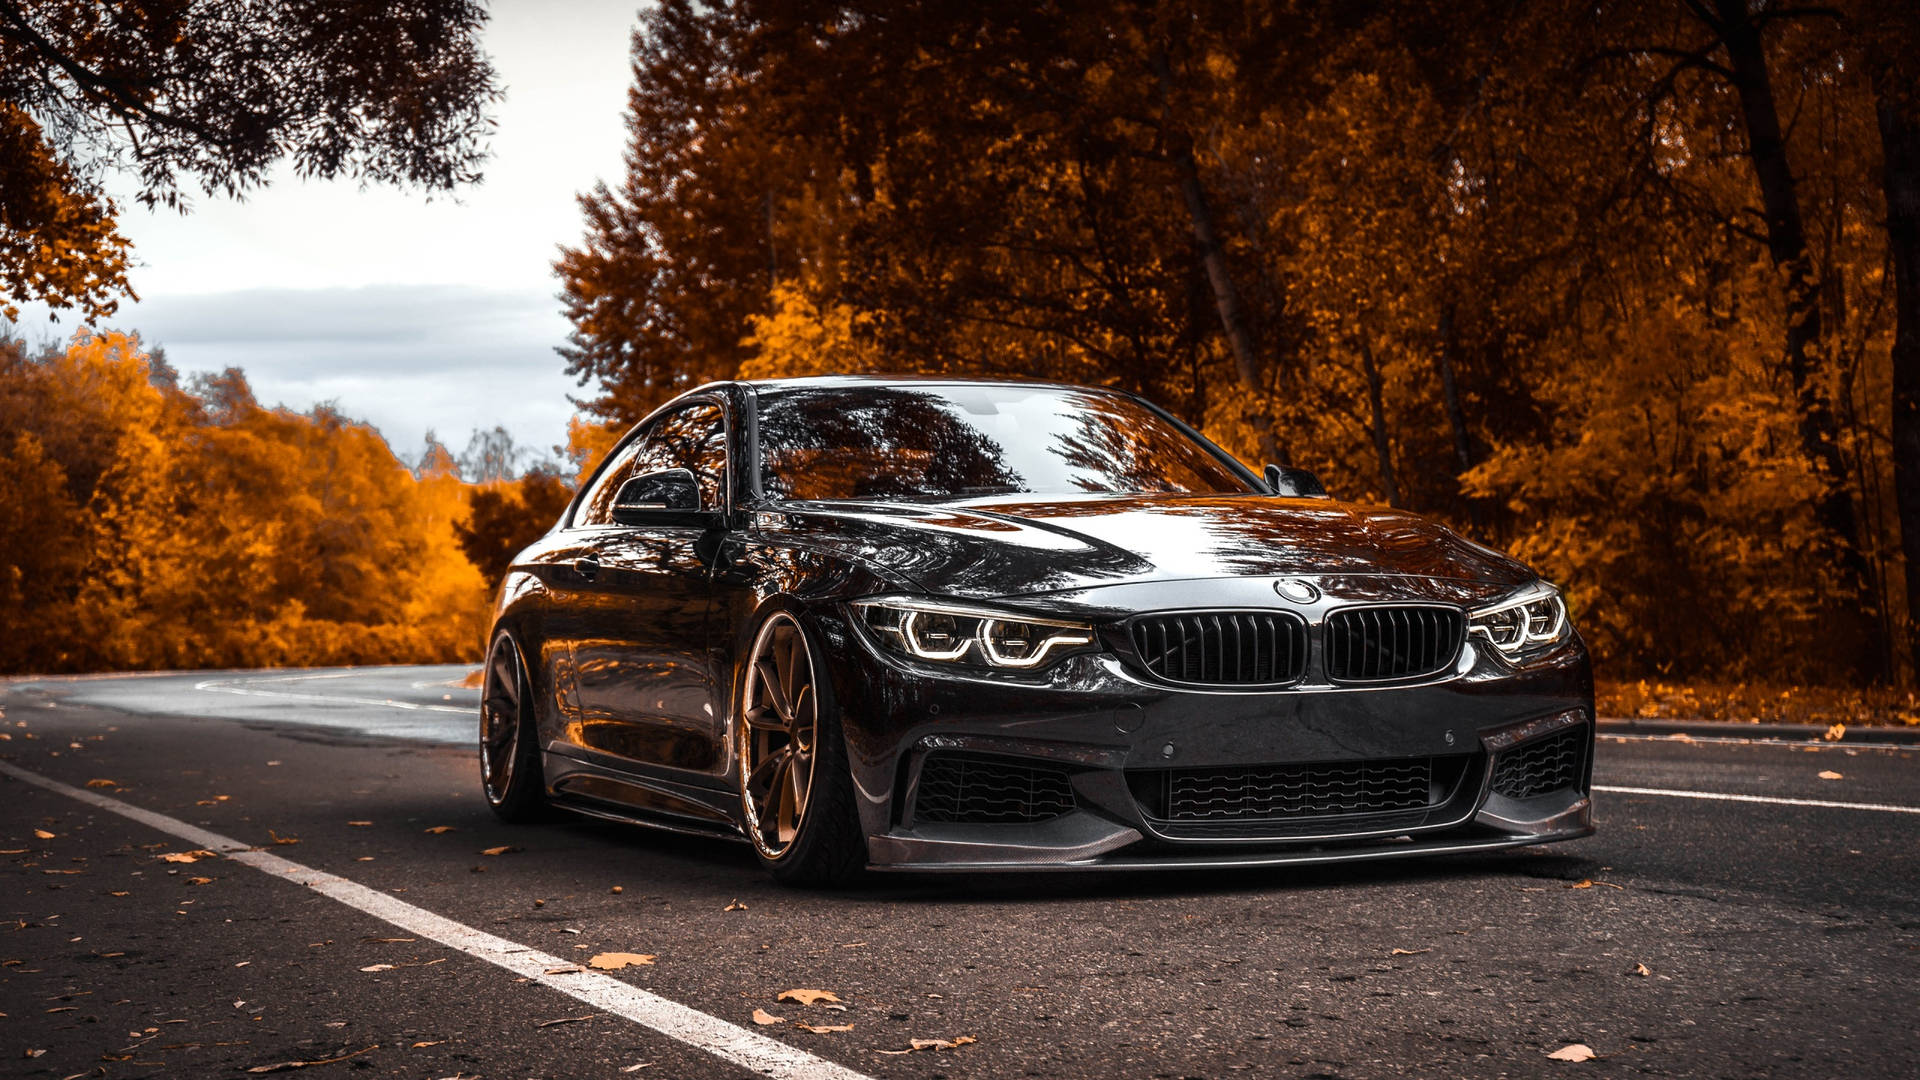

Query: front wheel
[480,631,551,823]
[737,610,864,887]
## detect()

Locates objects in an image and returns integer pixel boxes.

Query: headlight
[854,597,1097,670]
[1469,583,1570,658]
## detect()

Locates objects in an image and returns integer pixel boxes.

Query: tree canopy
[558,0,1919,684]
[0,0,500,321]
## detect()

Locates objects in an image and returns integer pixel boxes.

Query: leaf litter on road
[587,952,655,970]
[752,1009,784,1025]
[777,989,841,1006]
[1547,1043,1597,1062]
[877,1036,977,1055]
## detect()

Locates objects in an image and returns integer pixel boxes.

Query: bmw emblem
[1273,579,1319,603]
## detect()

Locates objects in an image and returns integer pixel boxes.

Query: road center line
[0,760,873,1080]
[1594,784,1920,815]
[193,676,473,715]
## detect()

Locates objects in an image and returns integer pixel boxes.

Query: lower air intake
[1135,757,1445,822]
[1490,727,1587,799]
[912,754,1077,825]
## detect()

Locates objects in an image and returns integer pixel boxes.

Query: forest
[1,0,1916,702]
[557,0,1918,689]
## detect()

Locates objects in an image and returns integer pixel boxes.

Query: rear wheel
[480,631,550,822]
[737,610,864,886]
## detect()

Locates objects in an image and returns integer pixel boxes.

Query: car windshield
[754,383,1258,502]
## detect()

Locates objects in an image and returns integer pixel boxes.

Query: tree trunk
[1875,64,1920,678]
[1358,336,1402,507]
[1435,305,1483,529]
[1150,48,1278,463]
[1714,0,1878,647]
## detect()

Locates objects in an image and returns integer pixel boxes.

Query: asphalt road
[2,669,1915,1080]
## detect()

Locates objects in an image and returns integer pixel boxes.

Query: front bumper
[817,598,1596,872]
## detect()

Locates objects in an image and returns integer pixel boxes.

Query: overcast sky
[8,0,643,466]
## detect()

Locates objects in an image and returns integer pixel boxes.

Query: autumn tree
[563,0,1914,683]
[0,0,500,321]
[0,331,489,672]
[454,466,574,586]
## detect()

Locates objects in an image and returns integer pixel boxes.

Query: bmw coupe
[479,377,1593,884]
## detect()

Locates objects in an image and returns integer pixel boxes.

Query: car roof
[724,373,1131,395]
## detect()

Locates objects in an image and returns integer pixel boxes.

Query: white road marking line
[193,676,474,715]
[0,760,873,1080]
[1600,733,1915,751]
[1595,784,1920,815]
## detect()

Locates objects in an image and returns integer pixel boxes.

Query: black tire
[479,631,552,823]
[736,609,866,887]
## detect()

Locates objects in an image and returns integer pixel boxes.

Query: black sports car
[480,377,1593,884]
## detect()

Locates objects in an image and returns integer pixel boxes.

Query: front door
[562,400,732,773]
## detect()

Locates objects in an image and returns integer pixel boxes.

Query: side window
[629,403,727,510]
[574,402,728,528]
[575,438,647,527]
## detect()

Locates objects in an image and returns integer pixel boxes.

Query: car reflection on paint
[478,377,1593,885]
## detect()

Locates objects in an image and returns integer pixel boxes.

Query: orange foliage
[0,330,488,673]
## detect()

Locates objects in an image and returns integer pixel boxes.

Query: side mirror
[1264,463,1330,499]
[611,468,719,526]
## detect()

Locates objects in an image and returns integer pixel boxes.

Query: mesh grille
[912,754,1077,825]
[1323,606,1465,682]
[1139,758,1437,822]
[1127,611,1308,686]
[1490,727,1586,799]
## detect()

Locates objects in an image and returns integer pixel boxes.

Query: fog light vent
[912,753,1076,825]
[1490,727,1586,800]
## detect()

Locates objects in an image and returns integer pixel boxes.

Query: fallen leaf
[724,899,747,911]
[796,1023,854,1034]
[246,1045,378,1072]
[423,826,455,834]
[535,1014,595,1028]
[1547,1043,1596,1062]
[186,877,214,886]
[347,821,372,827]
[1819,770,1844,780]
[86,779,117,788]
[25,1049,46,1058]
[543,965,583,975]
[268,830,299,846]
[33,830,54,840]
[1824,723,1846,742]
[879,1035,978,1054]
[778,989,842,1006]
[752,1009,785,1025]
[158,851,216,864]
[480,845,516,856]
[1633,963,1652,976]
[1569,879,1593,889]
[359,964,394,973]
[1390,948,1430,956]
[587,952,655,971]
[411,1041,443,1049]
[610,885,623,894]
[0,848,25,854]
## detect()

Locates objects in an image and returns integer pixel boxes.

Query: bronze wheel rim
[738,612,819,859]
[480,635,523,805]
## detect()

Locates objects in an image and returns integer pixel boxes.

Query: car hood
[771,493,1536,601]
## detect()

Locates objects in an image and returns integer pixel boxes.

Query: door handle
[573,557,601,581]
